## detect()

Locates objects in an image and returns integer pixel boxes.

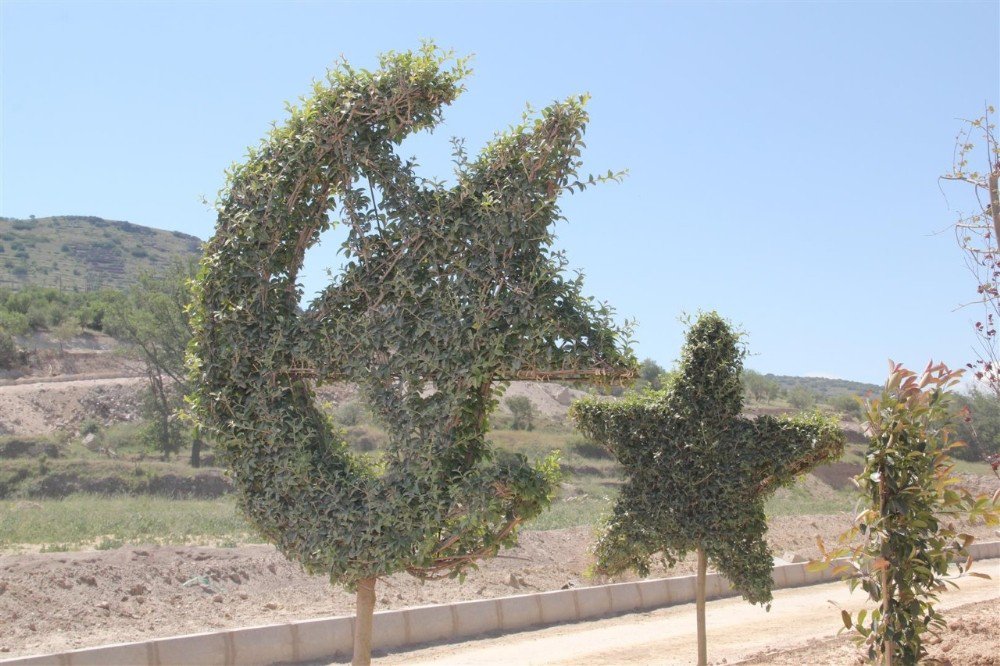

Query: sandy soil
[0,376,147,436]
[0,370,580,438]
[1,516,998,660]
[361,561,1000,666]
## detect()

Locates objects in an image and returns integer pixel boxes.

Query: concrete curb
[4,540,998,666]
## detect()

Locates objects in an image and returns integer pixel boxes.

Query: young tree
[824,362,999,664]
[189,46,635,665]
[107,259,202,465]
[571,312,843,666]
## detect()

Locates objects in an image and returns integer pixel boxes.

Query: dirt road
[354,559,1000,666]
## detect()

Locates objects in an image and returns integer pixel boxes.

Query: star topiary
[571,312,843,666]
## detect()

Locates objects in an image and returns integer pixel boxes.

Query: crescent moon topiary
[188,43,635,602]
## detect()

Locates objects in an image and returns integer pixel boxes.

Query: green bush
[506,396,537,430]
[787,386,816,410]
[0,310,29,335]
[0,331,24,369]
[829,393,862,418]
[80,419,102,437]
[334,401,366,427]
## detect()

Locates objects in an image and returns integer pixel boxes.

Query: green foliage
[0,495,251,549]
[0,215,201,292]
[742,369,780,403]
[106,260,199,462]
[633,357,672,391]
[334,401,367,427]
[0,331,24,369]
[189,45,636,590]
[823,362,999,664]
[505,396,537,431]
[571,312,844,605]
[951,388,1000,461]
[829,392,863,418]
[765,374,881,401]
[787,385,817,410]
[0,285,123,333]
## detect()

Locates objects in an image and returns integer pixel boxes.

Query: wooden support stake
[352,577,377,666]
[697,546,707,666]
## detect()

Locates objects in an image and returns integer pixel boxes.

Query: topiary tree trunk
[189,45,635,665]
[571,312,844,666]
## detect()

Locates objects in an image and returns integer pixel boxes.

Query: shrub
[0,310,29,336]
[506,396,537,430]
[0,331,24,369]
[787,386,816,410]
[80,420,102,436]
[334,401,366,427]
[829,393,862,418]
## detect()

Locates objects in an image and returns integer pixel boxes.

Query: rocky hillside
[0,216,201,292]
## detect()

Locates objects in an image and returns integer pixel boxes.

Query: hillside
[761,373,881,399]
[0,216,202,292]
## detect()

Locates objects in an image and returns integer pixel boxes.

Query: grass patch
[765,480,857,516]
[0,458,231,499]
[0,495,254,549]
[528,492,615,531]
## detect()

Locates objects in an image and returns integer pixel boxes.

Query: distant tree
[0,331,24,370]
[633,357,672,391]
[107,259,202,465]
[787,386,816,410]
[572,313,843,666]
[742,369,780,403]
[829,393,863,419]
[506,396,537,430]
[51,318,79,355]
[952,388,1000,461]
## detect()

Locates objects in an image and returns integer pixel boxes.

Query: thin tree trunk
[988,169,999,246]
[352,577,377,666]
[879,470,893,666]
[696,546,707,666]
[190,436,202,468]
[882,565,893,666]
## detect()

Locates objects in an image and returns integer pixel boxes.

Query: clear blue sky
[2,1,998,384]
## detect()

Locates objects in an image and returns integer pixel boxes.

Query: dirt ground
[0,351,581,438]
[362,564,999,666]
[1,516,998,660]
